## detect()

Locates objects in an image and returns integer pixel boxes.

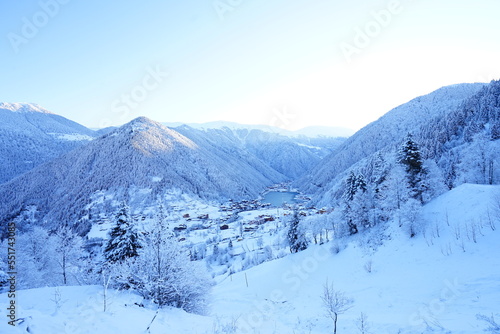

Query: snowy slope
[213,183,500,333]
[0,285,212,334]
[298,83,486,198]
[1,184,498,333]
[0,103,96,184]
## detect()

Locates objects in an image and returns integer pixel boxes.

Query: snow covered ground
[211,185,500,333]
[1,184,499,333]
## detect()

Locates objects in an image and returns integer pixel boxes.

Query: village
[147,183,335,277]
[86,183,333,278]
[170,183,325,237]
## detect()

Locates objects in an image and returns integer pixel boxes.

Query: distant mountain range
[172,125,345,179]
[0,114,344,235]
[0,105,347,185]
[164,120,355,138]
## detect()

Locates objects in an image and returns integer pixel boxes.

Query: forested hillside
[174,125,344,179]
[0,117,286,235]
[0,103,96,183]
[298,83,486,196]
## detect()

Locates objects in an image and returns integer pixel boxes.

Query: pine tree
[398,134,426,203]
[371,152,388,195]
[287,210,307,253]
[342,172,369,234]
[343,172,358,202]
[355,174,367,193]
[370,153,390,224]
[350,188,373,230]
[104,203,141,264]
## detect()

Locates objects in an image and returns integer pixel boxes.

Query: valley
[0,81,499,333]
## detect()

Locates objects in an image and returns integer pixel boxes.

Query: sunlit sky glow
[1,0,500,131]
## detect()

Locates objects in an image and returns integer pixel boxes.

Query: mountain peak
[128,116,155,125]
[0,102,54,114]
[113,116,199,152]
[121,116,165,132]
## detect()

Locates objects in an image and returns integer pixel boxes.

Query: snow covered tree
[476,313,500,333]
[287,210,307,253]
[17,226,54,288]
[343,171,356,201]
[398,134,426,203]
[210,243,221,264]
[129,211,212,313]
[350,188,374,230]
[456,133,500,186]
[381,163,408,212]
[50,225,84,285]
[399,198,422,238]
[191,242,207,261]
[421,159,447,203]
[370,152,389,194]
[301,214,328,245]
[343,171,366,202]
[355,174,367,193]
[321,280,354,334]
[0,264,7,292]
[356,312,371,334]
[104,203,141,264]
[342,172,370,234]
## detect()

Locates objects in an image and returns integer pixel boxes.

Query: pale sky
[1,0,500,131]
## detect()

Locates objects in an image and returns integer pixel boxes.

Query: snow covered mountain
[91,122,347,180]
[165,120,354,138]
[0,103,96,184]
[298,82,490,203]
[172,125,345,179]
[0,117,286,234]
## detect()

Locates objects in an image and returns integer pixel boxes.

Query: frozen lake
[262,191,299,206]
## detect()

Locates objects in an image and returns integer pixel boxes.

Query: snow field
[211,185,500,333]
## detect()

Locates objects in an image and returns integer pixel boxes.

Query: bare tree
[477,314,500,333]
[356,312,370,334]
[321,280,354,334]
[100,264,113,312]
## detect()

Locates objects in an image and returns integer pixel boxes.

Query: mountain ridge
[0,117,286,234]
[0,102,54,114]
[165,120,355,138]
[297,82,488,200]
[0,103,96,184]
